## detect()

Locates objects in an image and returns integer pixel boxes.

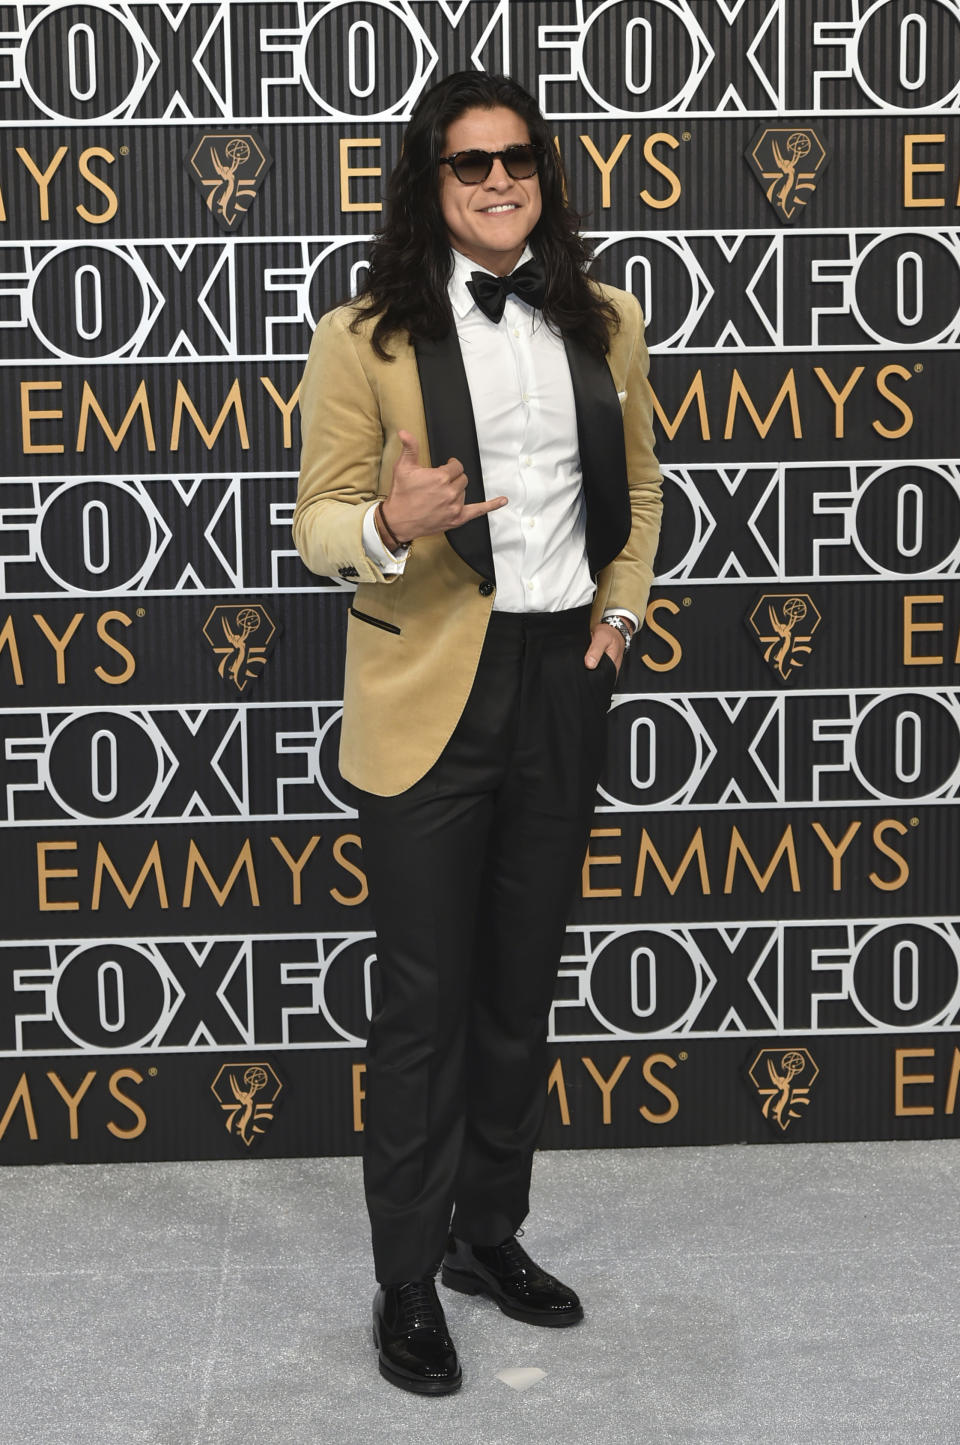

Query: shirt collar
[448,244,534,320]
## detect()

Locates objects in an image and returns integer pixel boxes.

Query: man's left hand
[584,622,627,676]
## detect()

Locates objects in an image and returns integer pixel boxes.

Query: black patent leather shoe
[441,1233,584,1327]
[372,1279,462,1395]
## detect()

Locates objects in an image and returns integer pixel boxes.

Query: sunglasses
[439,142,543,186]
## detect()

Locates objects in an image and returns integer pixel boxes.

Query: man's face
[439,105,543,276]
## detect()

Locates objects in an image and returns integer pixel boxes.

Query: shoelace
[396,1280,442,1332]
[493,1234,533,1272]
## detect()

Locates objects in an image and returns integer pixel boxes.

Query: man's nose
[483,158,513,188]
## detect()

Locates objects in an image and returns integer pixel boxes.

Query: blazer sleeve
[293,307,398,585]
[591,290,663,628]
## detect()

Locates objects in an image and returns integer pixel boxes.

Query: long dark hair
[351,71,618,360]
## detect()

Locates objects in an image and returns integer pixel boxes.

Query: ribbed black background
[1,0,958,1163]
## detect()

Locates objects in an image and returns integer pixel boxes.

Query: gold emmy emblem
[186,132,271,231]
[202,603,277,692]
[747,1048,819,1133]
[746,126,828,224]
[747,592,821,681]
[210,1062,283,1146]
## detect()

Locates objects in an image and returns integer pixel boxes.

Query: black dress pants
[355,606,616,1285]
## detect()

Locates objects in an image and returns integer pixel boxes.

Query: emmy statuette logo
[746,127,828,224]
[747,593,821,681]
[202,603,278,692]
[747,1048,819,1133]
[186,132,272,231]
[210,1063,283,1147]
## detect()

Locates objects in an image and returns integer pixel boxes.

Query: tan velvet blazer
[294,283,662,796]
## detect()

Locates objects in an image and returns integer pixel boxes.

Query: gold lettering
[46,1070,96,1140]
[551,136,568,203]
[260,377,301,449]
[648,370,709,441]
[812,365,864,438]
[37,840,79,912]
[640,597,682,672]
[873,364,913,439]
[0,616,24,685]
[77,379,156,453]
[724,825,800,894]
[634,827,710,895]
[16,145,68,221]
[330,833,368,906]
[639,1053,679,1123]
[869,819,909,892]
[20,380,64,454]
[33,611,84,684]
[581,1055,630,1124]
[894,1047,935,1116]
[92,841,168,911]
[95,611,136,684]
[270,834,320,906]
[0,1075,38,1141]
[810,820,861,891]
[578,132,631,209]
[76,146,118,223]
[546,1059,571,1126]
[724,369,801,440]
[107,1069,147,1138]
[338,137,382,213]
[170,379,250,451]
[582,827,622,898]
[640,132,681,208]
[182,839,260,907]
[945,1048,960,1115]
[903,593,944,665]
[902,133,945,208]
[352,1062,366,1132]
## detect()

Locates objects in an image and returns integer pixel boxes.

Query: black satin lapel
[414,331,494,584]
[562,333,631,576]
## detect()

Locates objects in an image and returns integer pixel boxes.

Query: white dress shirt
[362,247,637,628]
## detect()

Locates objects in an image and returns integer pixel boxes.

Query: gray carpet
[2,1140,956,1444]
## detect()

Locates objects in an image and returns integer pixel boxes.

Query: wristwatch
[604,615,634,651]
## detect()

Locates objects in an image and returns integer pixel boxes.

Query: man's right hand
[378,430,507,547]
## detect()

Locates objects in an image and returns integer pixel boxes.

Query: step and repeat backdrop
[1,0,959,1162]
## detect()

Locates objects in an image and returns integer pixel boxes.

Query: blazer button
[478,580,495,597]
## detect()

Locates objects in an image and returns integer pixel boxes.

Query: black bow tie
[466,257,546,323]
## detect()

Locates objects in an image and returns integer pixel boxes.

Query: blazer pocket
[349,606,401,635]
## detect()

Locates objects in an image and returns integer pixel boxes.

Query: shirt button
[521,391,530,403]
[523,456,532,467]
[526,517,536,529]
[512,328,520,337]
[526,580,535,591]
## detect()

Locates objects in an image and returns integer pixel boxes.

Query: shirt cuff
[362,502,409,575]
[602,608,639,634]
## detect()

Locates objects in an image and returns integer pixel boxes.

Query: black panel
[1,0,958,1163]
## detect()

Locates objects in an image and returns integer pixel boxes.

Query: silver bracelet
[604,615,633,651]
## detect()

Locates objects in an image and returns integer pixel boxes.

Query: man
[294,71,662,1396]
